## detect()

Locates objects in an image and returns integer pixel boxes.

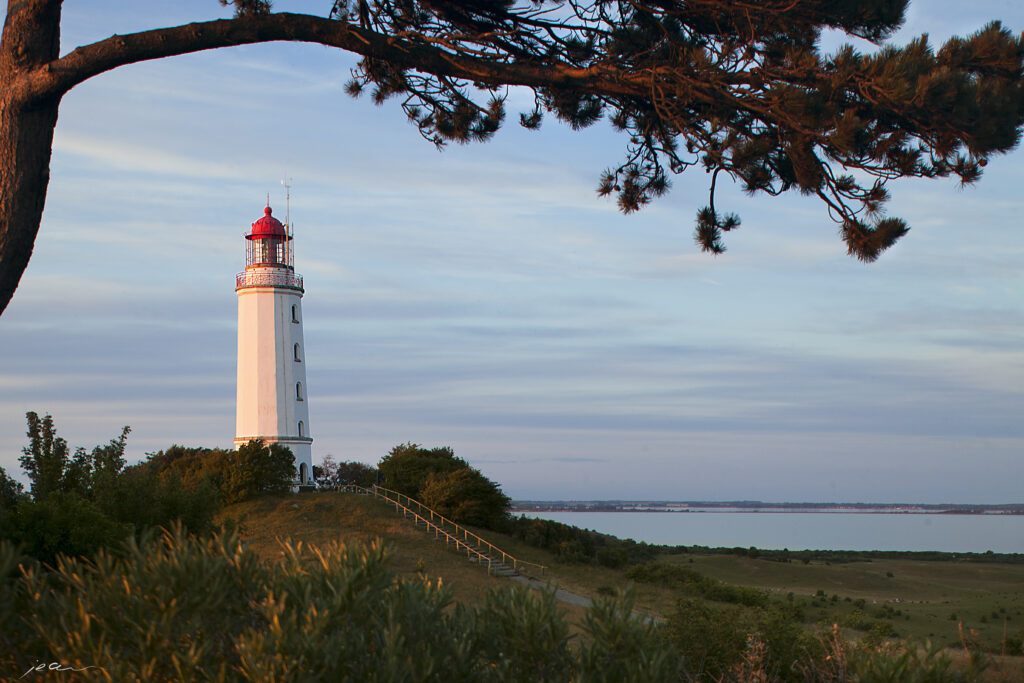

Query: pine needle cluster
[336,0,1024,258]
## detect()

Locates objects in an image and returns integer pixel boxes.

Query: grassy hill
[217,492,514,605]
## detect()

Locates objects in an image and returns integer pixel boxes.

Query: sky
[1,1,1022,504]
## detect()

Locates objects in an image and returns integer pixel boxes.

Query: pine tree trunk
[0,0,62,317]
[0,96,60,316]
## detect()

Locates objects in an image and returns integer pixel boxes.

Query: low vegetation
[2,416,1021,681]
[1,525,675,681]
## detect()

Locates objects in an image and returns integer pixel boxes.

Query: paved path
[510,575,594,608]
[509,575,663,624]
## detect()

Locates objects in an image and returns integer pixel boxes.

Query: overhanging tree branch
[27,13,654,103]
[2,0,1024,318]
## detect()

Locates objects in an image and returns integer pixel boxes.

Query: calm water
[523,511,1024,554]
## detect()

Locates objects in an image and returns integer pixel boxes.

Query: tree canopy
[2,1,1023,315]
[3,413,222,563]
[377,442,510,528]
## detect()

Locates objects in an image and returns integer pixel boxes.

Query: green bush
[419,467,510,529]
[141,444,233,492]
[378,443,510,530]
[3,414,226,563]
[626,562,768,607]
[222,440,296,503]
[377,443,467,498]
[507,515,657,566]
[667,597,814,681]
[3,493,129,565]
[95,467,220,535]
[315,455,378,487]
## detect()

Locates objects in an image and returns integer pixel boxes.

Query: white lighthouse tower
[234,203,313,485]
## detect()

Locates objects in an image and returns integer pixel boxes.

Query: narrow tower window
[298,421,305,437]
[291,305,299,323]
[294,343,301,362]
[296,381,303,401]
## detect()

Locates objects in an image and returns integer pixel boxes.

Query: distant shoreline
[511,501,1024,515]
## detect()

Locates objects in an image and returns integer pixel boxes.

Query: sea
[520,510,1024,554]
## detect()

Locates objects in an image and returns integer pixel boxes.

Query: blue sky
[1,1,1022,503]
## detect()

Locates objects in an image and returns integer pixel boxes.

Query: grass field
[660,552,1024,650]
[218,491,1024,680]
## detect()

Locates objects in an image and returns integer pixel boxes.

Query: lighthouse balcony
[236,270,304,291]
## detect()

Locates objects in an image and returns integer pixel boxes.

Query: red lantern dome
[240,204,295,272]
[247,206,288,240]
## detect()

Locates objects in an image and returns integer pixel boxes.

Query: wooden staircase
[343,484,545,579]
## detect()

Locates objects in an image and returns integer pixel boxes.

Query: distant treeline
[513,500,1024,514]
[662,545,1024,565]
[506,515,660,568]
[505,517,1024,567]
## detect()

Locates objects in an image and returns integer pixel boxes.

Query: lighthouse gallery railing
[235,271,303,290]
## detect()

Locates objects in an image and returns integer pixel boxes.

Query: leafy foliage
[627,562,769,607]
[143,441,295,506]
[18,412,79,501]
[377,442,468,497]
[141,444,234,492]
[668,597,816,682]
[3,413,223,562]
[377,443,510,529]
[419,467,510,529]
[507,514,658,567]
[222,440,296,504]
[0,467,24,511]
[94,467,220,535]
[16,412,131,503]
[798,626,988,683]
[3,493,129,566]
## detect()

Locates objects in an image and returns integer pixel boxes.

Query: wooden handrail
[372,485,546,577]
[345,484,546,577]
[365,487,495,572]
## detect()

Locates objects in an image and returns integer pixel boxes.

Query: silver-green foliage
[0,526,992,682]
[0,526,681,682]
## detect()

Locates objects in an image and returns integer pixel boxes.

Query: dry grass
[217,492,511,605]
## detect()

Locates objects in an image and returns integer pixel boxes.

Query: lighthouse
[234,204,313,485]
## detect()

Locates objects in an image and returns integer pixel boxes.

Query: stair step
[369,489,528,579]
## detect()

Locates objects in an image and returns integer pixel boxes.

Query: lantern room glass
[246,236,293,268]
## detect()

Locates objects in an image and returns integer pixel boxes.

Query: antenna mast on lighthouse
[281,177,293,265]
[282,178,293,237]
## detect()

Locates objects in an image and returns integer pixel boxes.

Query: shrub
[95,467,220,535]
[626,563,768,608]
[803,628,988,683]
[506,515,657,566]
[377,443,467,498]
[315,455,378,487]
[0,528,681,682]
[419,467,510,529]
[3,493,129,566]
[222,440,296,503]
[378,443,510,530]
[668,598,819,682]
[4,415,227,563]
